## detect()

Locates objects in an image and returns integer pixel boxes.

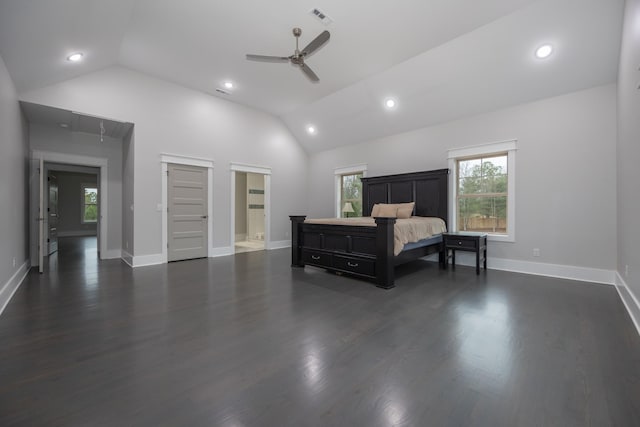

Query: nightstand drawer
[447,238,477,250]
[302,250,332,268]
[333,255,375,277]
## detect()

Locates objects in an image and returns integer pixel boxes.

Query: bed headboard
[361,169,449,222]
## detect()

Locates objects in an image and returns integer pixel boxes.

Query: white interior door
[47,172,58,255]
[168,163,208,262]
[38,157,44,273]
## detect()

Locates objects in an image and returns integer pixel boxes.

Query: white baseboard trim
[58,230,97,237]
[0,260,31,317]
[102,249,122,260]
[121,250,134,267]
[124,247,238,267]
[453,253,615,285]
[131,253,164,268]
[615,272,640,335]
[267,240,291,250]
[210,246,234,258]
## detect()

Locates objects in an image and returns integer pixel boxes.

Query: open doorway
[234,172,265,253]
[23,102,132,273]
[230,163,271,254]
[44,164,100,271]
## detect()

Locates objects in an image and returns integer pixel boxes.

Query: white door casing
[31,150,109,265]
[161,154,214,263]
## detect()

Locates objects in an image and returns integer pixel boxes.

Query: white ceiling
[0,0,624,153]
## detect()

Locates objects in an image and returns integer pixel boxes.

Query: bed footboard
[289,215,397,288]
[374,217,395,289]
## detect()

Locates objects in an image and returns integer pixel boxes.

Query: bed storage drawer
[302,250,332,268]
[333,255,375,277]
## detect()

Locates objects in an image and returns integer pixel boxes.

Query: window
[335,165,367,218]
[340,173,363,217]
[81,184,98,223]
[448,141,516,242]
[457,154,507,233]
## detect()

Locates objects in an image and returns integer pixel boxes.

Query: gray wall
[53,171,98,236]
[308,84,617,270]
[29,124,123,255]
[21,66,309,257]
[617,0,640,296]
[122,127,134,257]
[0,54,29,300]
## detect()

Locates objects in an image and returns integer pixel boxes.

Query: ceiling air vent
[309,8,333,26]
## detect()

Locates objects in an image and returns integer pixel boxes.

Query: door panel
[48,173,59,255]
[168,164,208,261]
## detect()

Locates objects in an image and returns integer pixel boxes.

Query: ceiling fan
[246,28,330,82]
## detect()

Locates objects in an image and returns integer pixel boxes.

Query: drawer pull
[311,255,321,260]
[347,262,359,267]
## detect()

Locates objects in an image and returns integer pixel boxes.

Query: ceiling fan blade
[301,30,330,57]
[246,54,290,63]
[299,63,319,82]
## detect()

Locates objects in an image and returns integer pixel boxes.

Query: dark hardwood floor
[1,237,639,426]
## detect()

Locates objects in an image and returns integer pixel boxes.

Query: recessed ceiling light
[67,52,84,62]
[384,98,397,109]
[307,125,316,135]
[223,81,234,89]
[535,44,553,59]
[59,123,69,128]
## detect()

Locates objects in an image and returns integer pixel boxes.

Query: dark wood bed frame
[290,168,449,289]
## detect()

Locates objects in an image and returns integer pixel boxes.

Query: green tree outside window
[341,173,363,217]
[457,155,507,233]
[83,187,98,223]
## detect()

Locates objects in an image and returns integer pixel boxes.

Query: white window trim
[448,140,517,243]
[80,183,98,224]
[334,164,367,218]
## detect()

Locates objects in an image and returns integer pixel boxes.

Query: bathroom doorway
[234,171,266,253]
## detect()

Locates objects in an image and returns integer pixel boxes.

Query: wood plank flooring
[1,237,639,426]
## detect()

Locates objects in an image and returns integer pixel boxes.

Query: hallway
[45,236,99,273]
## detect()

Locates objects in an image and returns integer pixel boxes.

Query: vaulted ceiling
[0,0,624,153]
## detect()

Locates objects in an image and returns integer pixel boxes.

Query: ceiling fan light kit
[246,27,330,82]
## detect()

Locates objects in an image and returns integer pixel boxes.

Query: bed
[290,168,449,289]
